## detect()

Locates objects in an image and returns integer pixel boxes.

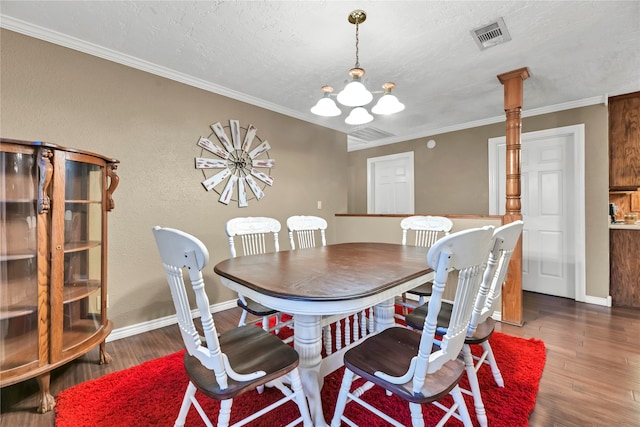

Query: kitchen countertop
[610,222,640,230]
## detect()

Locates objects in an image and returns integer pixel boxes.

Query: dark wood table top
[214,242,431,302]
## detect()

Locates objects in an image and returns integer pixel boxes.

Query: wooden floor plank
[1,292,639,427]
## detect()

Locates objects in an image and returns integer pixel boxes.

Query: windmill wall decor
[195,120,275,207]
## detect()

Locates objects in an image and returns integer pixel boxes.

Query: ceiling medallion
[195,120,274,207]
[311,9,405,125]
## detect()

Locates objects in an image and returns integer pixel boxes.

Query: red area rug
[55,330,545,427]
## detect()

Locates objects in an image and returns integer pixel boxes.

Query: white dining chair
[397,215,453,317]
[225,216,288,332]
[151,226,312,427]
[405,220,524,427]
[286,215,327,250]
[331,226,495,427]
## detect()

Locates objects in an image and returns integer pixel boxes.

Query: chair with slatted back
[152,226,312,427]
[286,215,327,250]
[398,216,453,316]
[405,220,523,427]
[225,217,288,332]
[331,226,495,427]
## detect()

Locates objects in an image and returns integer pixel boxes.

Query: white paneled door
[521,134,574,297]
[367,152,414,214]
[489,125,586,300]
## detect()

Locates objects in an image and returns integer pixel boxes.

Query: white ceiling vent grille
[471,17,511,50]
[348,127,395,144]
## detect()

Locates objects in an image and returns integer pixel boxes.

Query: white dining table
[214,242,433,426]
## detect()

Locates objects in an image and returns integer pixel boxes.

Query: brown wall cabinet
[0,138,119,412]
[609,91,640,190]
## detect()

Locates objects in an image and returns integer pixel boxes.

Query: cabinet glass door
[62,159,103,351]
[0,148,39,372]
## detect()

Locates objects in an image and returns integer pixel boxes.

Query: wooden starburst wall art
[195,120,275,207]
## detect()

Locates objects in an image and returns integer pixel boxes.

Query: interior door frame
[367,151,415,214]
[488,124,586,302]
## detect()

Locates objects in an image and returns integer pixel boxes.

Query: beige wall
[1,29,612,334]
[347,105,611,299]
[334,215,503,244]
[0,30,348,329]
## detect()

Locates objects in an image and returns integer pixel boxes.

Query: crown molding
[347,95,606,151]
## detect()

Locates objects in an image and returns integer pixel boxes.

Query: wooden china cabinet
[0,138,119,412]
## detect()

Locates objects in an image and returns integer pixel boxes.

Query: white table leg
[374,298,397,331]
[294,314,327,427]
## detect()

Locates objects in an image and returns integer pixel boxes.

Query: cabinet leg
[36,373,56,413]
[99,341,112,365]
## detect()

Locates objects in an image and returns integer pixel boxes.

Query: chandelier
[311,10,405,125]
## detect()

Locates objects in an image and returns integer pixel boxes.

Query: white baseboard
[106,299,237,342]
[106,293,612,343]
[109,293,423,343]
[582,295,612,307]
[492,295,611,324]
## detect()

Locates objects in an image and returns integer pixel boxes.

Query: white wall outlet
[317,201,322,210]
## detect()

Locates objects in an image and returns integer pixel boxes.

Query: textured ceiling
[1,1,639,151]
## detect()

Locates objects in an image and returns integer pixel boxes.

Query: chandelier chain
[354,21,360,68]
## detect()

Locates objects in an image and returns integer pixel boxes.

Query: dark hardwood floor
[1,291,639,426]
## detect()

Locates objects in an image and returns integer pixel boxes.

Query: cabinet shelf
[64,240,101,253]
[0,275,37,319]
[0,328,39,372]
[0,306,37,320]
[1,199,36,204]
[64,281,100,303]
[65,200,102,204]
[0,252,37,261]
[62,318,104,349]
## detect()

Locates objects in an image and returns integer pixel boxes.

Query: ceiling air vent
[348,127,395,144]
[471,17,511,50]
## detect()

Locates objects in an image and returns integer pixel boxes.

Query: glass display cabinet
[0,138,119,412]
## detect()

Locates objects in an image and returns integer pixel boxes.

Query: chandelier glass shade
[336,68,373,107]
[345,107,373,125]
[310,86,341,117]
[371,82,406,115]
[310,10,404,126]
